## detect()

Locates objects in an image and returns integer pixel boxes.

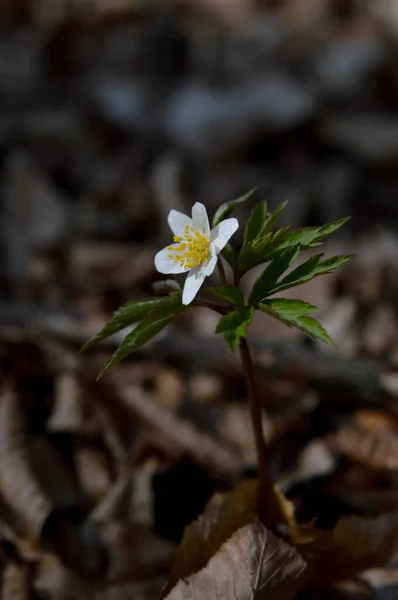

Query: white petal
[168,210,192,237]
[182,266,206,305]
[202,251,218,276]
[192,202,210,237]
[154,246,189,275]
[210,218,239,253]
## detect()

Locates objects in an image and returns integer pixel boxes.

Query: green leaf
[310,216,351,242]
[237,215,351,275]
[262,200,288,234]
[80,297,163,352]
[268,254,323,292]
[238,227,292,273]
[97,313,176,379]
[260,298,319,321]
[96,292,187,378]
[265,254,354,296]
[208,285,245,308]
[313,254,354,275]
[293,316,335,345]
[243,201,267,246]
[265,217,351,258]
[248,245,301,304]
[259,299,334,346]
[216,306,254,351]
[212,188,256,228]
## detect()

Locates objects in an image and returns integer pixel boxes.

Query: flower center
[168,225,210,269]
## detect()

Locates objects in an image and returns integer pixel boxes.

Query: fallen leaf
[219,404,273,466]
[0,389,52,540]
[75,446,111,503]
[2,563,30,600]
[95,579,166,600]
[277,438,336,490]
[296,512,398,586]
[329,422,398,474]
[91,474,132,523]
[274,488,398,586]
[34,553,90,600]
[114,380,244,477]
[98,521,176,582]
[48,373,85,433]
[164,479,258,596]
[165,520,307,600]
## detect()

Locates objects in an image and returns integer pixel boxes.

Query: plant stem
[239,338,268,480]
[195,299,229,315]
[239,337,280,526]
[217,257,228,285]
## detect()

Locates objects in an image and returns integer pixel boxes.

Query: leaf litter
[2,1,398,599]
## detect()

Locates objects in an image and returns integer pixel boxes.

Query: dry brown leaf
[329,422,398,474]
[91,457,156,525]
[2,564,30,600]
[277,439,336,490]
[75,446,111,503]
[95,579,166,600]
[34,553,90,600]
[128,459,157,526]
[115,382,244,477]
[187,372,224,404]
[98,521,176,582]
[91,474,132,523]
[274,488,398,585]
[29,437,83,510]
[164,479,258,596]
[0,389,52,540]
[353,409,398,431]
[295,512,398,586]
[165,520,307,600]
[219,404,273,466]
[155,367,184,409]
[48,373,85,433]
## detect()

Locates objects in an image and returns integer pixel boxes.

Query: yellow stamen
[168,227,210,269]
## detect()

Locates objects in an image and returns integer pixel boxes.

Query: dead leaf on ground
[0,389,52,540]
[114,380,244,477]
[277,438,336,490]
[296,512,398,586]
[95,579,166,600]
[275,487,398,586]
[218,404,273,466]
[48,373,85,433]
[2,563,30,600]
[328,410,398,474]
[75,446,111,503]
[98,521,176,582]
[165,520,307,600]
[33,553,91,600]
[91,474,132,523]
[163,479,258,596]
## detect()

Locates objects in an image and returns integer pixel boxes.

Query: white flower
[155,202,239,305]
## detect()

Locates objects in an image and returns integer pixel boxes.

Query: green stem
[217,257,228,285]
[239,338,268,480]
[239,337,278,526]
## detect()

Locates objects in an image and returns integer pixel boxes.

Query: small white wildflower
[155,202,239,305]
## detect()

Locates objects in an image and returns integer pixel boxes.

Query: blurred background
[2,0,398,598]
